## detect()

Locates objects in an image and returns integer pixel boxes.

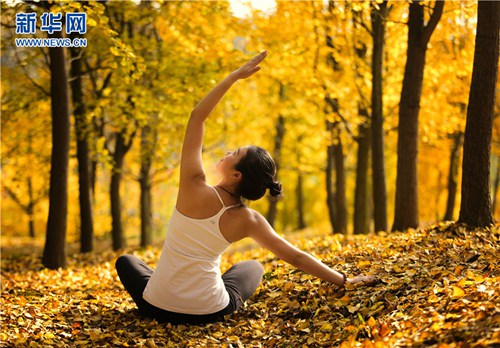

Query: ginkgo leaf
[452,285,466,298]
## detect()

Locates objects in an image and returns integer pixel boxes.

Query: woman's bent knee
[243,260,264,277]
[115,254,133,273]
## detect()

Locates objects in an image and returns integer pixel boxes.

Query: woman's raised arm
[180,51,268,185]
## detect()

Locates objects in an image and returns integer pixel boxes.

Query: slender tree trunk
[295,135,306,230]
[90,116,104,197]
[324,3,343,233]
[90,161,97,197]
[42,30,71,269]
[267,84,286,227]
[296,172,306,230]
[392,0,444,231]
[27,135,36,238]
[140,124,154,248]
[27,178,35,238]
[443,132,463,221]
[111,132,126,250]
[325,94,346,234]
[458,0,499,227]
[333,138,347,234]
[326,120,337,232]
[140,177,153,247]
[371,0,388,232]
[354,109,370,234]
[69,37,94,253]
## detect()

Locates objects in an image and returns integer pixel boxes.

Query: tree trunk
[324,94,347,234]
[326,120,337,232]
[27,178,35,238]
[333,137,347,234]
[296,172,306,230]
[354,108,370,234]
[371,0,388,232]
[69,37,94,253]
[42,30,71,269]
[111,132,127,250]
[266,84,286,227]
[140,176,153,248]
[140,124,154,248]
[392,0,444,231]
[458,0,499,227]
[443,132,463,221]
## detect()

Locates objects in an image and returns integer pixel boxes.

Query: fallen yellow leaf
[452,285,465,298]
[367,316,377,327]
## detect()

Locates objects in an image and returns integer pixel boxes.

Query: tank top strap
[211,186,226,207]
[223,203,241,211]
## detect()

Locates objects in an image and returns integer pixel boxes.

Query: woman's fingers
[349,274,378,287]
[233,51,267,79]
[257,50,267,58]
[251,51,267,63]
[360,275,378,286]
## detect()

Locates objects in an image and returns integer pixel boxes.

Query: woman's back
[143,187,236,314]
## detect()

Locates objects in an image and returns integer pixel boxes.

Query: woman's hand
[231,51,268,80]
[346,274,378,287]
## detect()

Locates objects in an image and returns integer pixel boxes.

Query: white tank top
[142,187,238,314]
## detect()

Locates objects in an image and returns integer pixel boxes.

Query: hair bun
[268,181,284,199]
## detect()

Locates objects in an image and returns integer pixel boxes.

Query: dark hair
[235,145,284,201]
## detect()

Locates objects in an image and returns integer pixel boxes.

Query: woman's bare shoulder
[176,183,219,216]
[231,206,267,228]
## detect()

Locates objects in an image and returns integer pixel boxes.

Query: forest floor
[1,222,499,347]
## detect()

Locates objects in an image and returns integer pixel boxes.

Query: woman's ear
[232,170,242,182]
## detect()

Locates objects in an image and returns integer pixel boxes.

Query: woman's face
[216,146,249,177]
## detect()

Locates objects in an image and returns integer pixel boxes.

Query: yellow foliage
[1,0,498,242]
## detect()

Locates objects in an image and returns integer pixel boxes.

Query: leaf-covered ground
[1,222,499,347]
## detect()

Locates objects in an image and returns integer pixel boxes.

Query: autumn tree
[323,1,349,234]
[42,15,71,269]
[135,1,162,247]
[370,0,389,232]
[266,90,286,228]
[103,3,143,250]
[69,29,95,253]
[347,1,387,234]
[344,4,369,235]
[392,0,444,231]
[458,1,499,227]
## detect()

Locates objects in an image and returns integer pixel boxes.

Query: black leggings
[115,254,264,325]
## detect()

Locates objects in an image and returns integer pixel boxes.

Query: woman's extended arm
[180,51,268,184]
[248,211,375,286]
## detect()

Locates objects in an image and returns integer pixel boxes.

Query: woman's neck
[215,182,242,204]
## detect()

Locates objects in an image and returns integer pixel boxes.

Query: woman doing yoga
[116,51,375,325]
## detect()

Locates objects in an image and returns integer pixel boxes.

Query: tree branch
[3,185,28,213]
[422,0,445,46]
[13,49,50,97]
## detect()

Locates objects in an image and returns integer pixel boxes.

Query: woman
[116,51,375,325]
